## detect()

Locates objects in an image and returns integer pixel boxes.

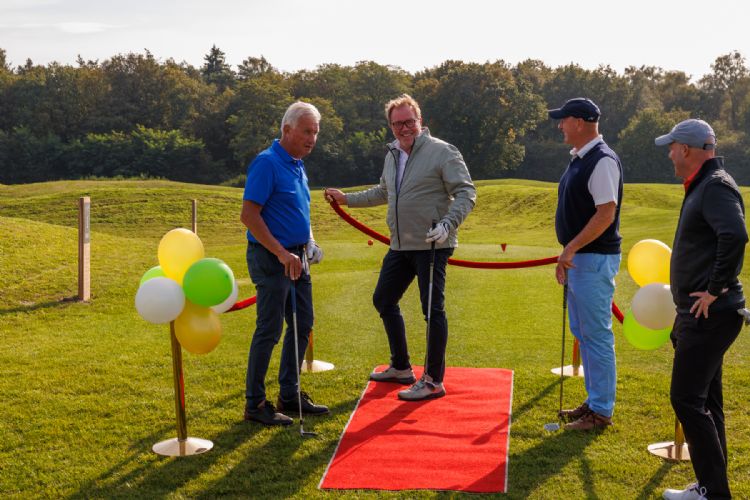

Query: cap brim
[654,134,673,146]
[548,109,566,119]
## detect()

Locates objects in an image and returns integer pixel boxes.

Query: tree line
[1,46,748,186]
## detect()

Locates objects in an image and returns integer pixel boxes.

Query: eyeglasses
[390,118,418,130]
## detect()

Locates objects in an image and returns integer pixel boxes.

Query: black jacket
[671,157,747,313]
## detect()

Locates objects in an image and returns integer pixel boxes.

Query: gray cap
[654,119,716,149]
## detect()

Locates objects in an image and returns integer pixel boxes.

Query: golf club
[290,255,317,438]
[738,308,750,326]
[423,221,437,377]
[544,281,568,432]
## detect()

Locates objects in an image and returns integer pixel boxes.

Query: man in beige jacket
[325,94,475,401]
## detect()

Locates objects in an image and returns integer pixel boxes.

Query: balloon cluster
[623,239,675,350]
[135,228,238,354]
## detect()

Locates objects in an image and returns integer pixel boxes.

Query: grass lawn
[1,179,749,498]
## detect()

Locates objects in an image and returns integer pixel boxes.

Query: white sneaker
[397,374,445,401]
[663,482,707,500]
[369,365,416,384]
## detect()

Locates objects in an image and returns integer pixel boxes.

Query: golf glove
[306,239,324,264]
[425,221,450,244]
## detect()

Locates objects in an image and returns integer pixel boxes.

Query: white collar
[570,135,604,158]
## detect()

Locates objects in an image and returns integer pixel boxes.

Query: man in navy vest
[657,119,746,500]
[240,101,329,426]
[549,98,624,431]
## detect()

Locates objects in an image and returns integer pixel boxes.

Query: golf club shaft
[559,282,568,419]
[290,277,304,432]
[424,221,437,376]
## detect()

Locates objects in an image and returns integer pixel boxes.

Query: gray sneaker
[397,374,445,401]
[369,365,416,384]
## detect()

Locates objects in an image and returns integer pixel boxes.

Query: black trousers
[372,248,453,383]
[670,309,743,499]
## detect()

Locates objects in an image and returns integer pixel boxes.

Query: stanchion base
[647,441,691,461]
[550,365,584,377]
[301,360,335,373]
[152,437,213,457]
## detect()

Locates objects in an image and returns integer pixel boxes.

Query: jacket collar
[685,157,723,194]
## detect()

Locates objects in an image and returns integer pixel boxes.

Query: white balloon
[631,283,676,330]
[211,279,239,314]
[135,277,186,324]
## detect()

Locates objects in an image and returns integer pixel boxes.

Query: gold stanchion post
[301,328,334,373]
[647,415,691,461]
[550,338,584,377]
[152,322,213,456]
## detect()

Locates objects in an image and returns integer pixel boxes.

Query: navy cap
[548,98,601,122]
[654,119,716,150]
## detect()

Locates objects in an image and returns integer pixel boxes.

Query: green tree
[698,51,750,127]
[228,74,293,167]
[414,60,546,179]
[237,55,276,80]
[617,108,690,182]
[202,45,235,91]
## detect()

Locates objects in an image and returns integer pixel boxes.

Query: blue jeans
[372,248,453,383]
[566,252,621,418]
[245,242,313,408]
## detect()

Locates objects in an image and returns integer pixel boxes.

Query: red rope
[327,199,625,323]
[329,200,559,269]
[226,200,626,324]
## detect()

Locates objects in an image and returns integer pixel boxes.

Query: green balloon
[140,265,166,285]
[622,310,671,350]
[182,258,235,307]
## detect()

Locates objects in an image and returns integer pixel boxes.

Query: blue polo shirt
[243,140,311,248]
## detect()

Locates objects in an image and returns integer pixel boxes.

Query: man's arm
[555,202,617,284]
[240,200,302,279]
[689,181,748,318]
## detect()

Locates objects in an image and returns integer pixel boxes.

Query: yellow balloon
[627,239,671,287]
[158,228,204,284]
[174,300,221,354]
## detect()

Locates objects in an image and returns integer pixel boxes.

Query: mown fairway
[1,179,749,499]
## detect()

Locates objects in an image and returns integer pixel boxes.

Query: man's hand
[278,250,302,280]
[324,188,347,205]
[306,239,324,265]
[689,289,727,318]
[555,246,576,284]
[425,221,450,244]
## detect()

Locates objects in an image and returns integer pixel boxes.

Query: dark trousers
[372,248,453,383]
[245,243,313,408]
[670,310,743,499]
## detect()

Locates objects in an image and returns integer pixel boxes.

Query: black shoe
[244,400,293,426]
[277,391,329,416]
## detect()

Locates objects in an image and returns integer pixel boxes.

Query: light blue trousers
[567,252,621,418]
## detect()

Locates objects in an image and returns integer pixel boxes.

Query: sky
[1,0,749,80]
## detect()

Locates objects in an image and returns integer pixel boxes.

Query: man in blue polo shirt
[240,101,328,426]
[549,97,623,431]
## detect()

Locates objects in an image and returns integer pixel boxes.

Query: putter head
[738,308,750,326]
[543,422,561,432]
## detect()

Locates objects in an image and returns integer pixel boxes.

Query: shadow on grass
[69,397,358,499]
[0,296,81,314]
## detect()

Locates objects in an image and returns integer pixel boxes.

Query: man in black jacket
[656,119,747,500]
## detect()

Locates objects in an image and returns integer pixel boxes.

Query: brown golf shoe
[564,410,612,431]
[558,402,590,422]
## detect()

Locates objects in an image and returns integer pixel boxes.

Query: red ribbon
[227,199,625,324]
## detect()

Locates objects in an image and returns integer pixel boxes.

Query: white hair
[281,101,321,135]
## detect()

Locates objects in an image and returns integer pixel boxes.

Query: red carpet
[319,366,513,493]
